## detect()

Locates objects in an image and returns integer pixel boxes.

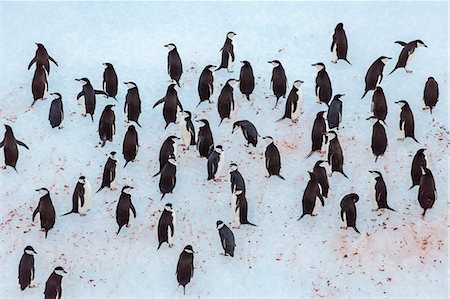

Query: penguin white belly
[376,75,382,87]
[178,120,190,146]
[173,143,178,160]
[312,196,321,215]
[316,86,321,103]
[292,91,303,121]
[405,51,416,71]
[81,97,86,113]
[128,208,134,226]
[231,194,239,225]
[227,52,233,72]
[332,44,338,62]
[124,103,129,119]
[167,226,173,245]
[215,152,225,180]
[341,212,347,227]
[369,181,378,210]
[79,181,92,215]
[111,163,118,190]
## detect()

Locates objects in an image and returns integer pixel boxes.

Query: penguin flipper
[395,41,407,46]
[27,57,36,70]
[153,97,165,109]
[17,140,29,150]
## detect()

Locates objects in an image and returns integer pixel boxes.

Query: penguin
[231,189,257,228]
[331,23,351,64]
[116,186,136,234]
[298,171,324,220]
[232,120,259,147]
[98,104,116,147]
[157,203,176,249]
[207,145,225,181]
[165,43,183,86]
[389,40,427,75]
[369,171,395,211]
[196,119,214,158]
[124,82,142,127]
[96,151,118,193]
[327,94,344,130]
[263,136,285,179]
[103,63,118,99]
[48,93,64,129]
[312,63,332,105]
[410,148,427,189]
[216,220,236,257]
[28,43,57,74]
[32,188,56,238]
[268,60,287,107]
[340,193,360,234]
[153,136,179,177]
[326,131,348,178]
[197,65,216,107]
[418,167,436,217]
[306,111,328,158]
[217,79,238,126]
[362,56,391,99]
[239,61,255,100]
[31,65,48,107]
[178,111,196,149]
[76,77,109,122]
[367,116,388,162]
[313,160,329,198]
[44,266,66,299]
[153,82,183,129]
[176,245,195,295]
[217,32,236,72]
[277,80,303,122]
[61,176,92,216]
[18,245,37,291]
[0,124,29,172]
[229,163,246,195]
[371,87,388,123]
[122,125,139,168]
[423,77,439,114]
[159,155,177,200]
[395,100,418,142]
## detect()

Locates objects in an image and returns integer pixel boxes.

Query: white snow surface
[0,1,448,298]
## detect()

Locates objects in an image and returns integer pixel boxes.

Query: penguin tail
[422,209,427,217]
[297,214,306,221]
[218,118,224,127]
[305,151,314,159]
[340,171,349,179]
[244,221,257,226]
[101,139,106,147]
[157,242,162,250]
[375,156,379,163]
[361,90,369,99]
[60,211,74,217]
[380,119,388,126]
[135,120,142,128]
[176,81,181,88]
[117,226,122,235]
[388,68,397,76]
[45,230,48,239]
[161,193,166,200]
[353,227,361,234]
[387,206,397,212]
[430,107,433,115]
[183,285,186,295]
[277,174,286,180]
[344,59,352,65]
[412,136,420,144]
[96,186,104,194]
[90,114,94,122]
[123,161,129,168]
[12,166,19,174]
[408,184,416,190]
[245,94,250,101]
[215,65,225,72]
[164,123,170,130]
[275,116,286,123]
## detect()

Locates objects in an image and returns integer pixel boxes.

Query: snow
[0,1,448,298]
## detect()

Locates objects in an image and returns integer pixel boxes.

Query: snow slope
[0,1,448,298]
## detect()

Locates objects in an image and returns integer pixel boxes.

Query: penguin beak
[33,250,38,254]
[123,82,128,85]
[300,80,304,83]
[75,79,80,81]
[387,57,392,60]
[311,63,316,66]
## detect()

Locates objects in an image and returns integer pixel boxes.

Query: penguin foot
[29,284,37,288]
[1,166,6,170]
[397,138,404,141]
[331,60,337,64]
[311,213,318,217]
[340,226,347,230]
[406,69,413,74]
[40,228,46,231]
[168,243,174,248]
[327,172,333,177]
[80,213,87,217]
[126,223,130,228]
[58,125,63,129]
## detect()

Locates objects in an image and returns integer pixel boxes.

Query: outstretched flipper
[153,97,165,109]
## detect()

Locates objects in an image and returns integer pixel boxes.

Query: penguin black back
[340,193,360,233]
[98,104,116,147]
[418,167,436,217]
[31,65,48,106]
[268,60,287,107]
[0,124,29,172]
[116,186,136,234]
[313,160,329,198]
[165,43,183,86]
[410,149,427,189]
[97,151,117,193]
[48,93,64,128]
[263,136,284,179]
[327,94,344,129]
[232,120,259,147]
[367,116,387,162]
[217,32,236,72]
[122,125,139,168]
[331,23,350,64]
[371,87,388,121]
[124,82,142,127]
[307,111,327,158]
[18,245,36,291]
[176,245,195,295]
[159,156,177,200]
[229,163,246,195]
[196,119,214,158]
[423,77,439,114]
[197,65,215,106]
[32,188,55,238]
[217,220,236,257]
[103,63,118,98]
[239,61,255,100]
[395,100,418,142]
[313,63,332,105]
[28,43,58,74]
[362,56,391,99]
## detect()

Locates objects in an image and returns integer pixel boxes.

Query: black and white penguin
[239,61,255,100]
[423,77,439,114]
[32,188,56,238]
[217,79,238,126]
[410,148,427,189]
[313,63,332,105]
[331,23,351,64]
[229,163,246,195]
[124,82,142,127]
[196,119,214,158]
[207,145,225,181]
[197,65,216,107]
[0,124,29,172]
[232,120,259,147]
[231,189,256,228]
[61,176,92,216]
[327,94,344,129]
[157,203,176,249]
[217,32,236,72]
[176,245,195,295]
[263,136,285,179]
[361,56,391,99]
[277,80,303,122]
[418,167,436,217]
[98,104,116,147]
[116,186,136,234]
[298,171,324,220]
[367,116,388,162]
[268,60,287,107]
[313,160,329,199]
[123,125,139,168]
[326,131,348,178]
[371,87,388,123]
[178,111,196,149]
[306,111,328,158]
[76,77,108,122]
[48,93,64,129]
[96,151,118,193]
[340,193,360,234]
[159,155,177,200]
[28,43,58,74]
[44,266,66,299]
[216,220,236,257]
[153,81,184,129]
[389,40,427,75]
[153,135,179,177]
[31,65,48,107]
[103,63,118,99]
[369,171,395,211]
[165,43,183,86]
[395,100,418,143]
[18,245,37,291]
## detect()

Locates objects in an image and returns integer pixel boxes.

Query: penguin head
[336,23,344,30]
[229,163,238,173]
[333,94,345,101]
[164,43,176,51]
[262,136,274,144]
[314,160,326,168]
[312,62,325,71]
[50,93,62,100]
[75,78,89,85]
[394,100,408,108]
[24,245,37,255]
[121,185,134,194]
[206,64,217,72]
[418,148,426,154]
[427,77,435,82]
[103,62,113,69]
[215,145,224,153]
[231,121,241,133]
[54,266,67,276]
[293,80,304,89]
[196,119,209,127]
[78,176,86,184]
[168,79,178,87]
[183,245,194,254]
[240,60,251,66]
[168,135,180,143]
[366,116,379,124]
[268,60,281,67]
[110,151,117,159]
[164,203,173,212]
[350,193,360,203]
[168,154,177,165]
[415,40,427,48]
[4,124,12,132]
[105,104,115,111]
[216,220,225,229]
[379,56,392,64]
[227,32,237,39]
[124,82,137,89]
[317,111,326,118]
[369,170,382,178]
[226,79,239,87]
[182,111,192,119]
[35,43,44,49]
[375,86,383,93]
[326,131,337,140]
[35,188,49,196]
[127,124,136,132]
